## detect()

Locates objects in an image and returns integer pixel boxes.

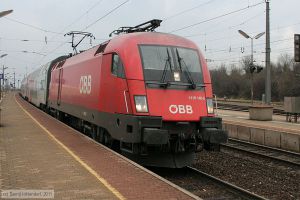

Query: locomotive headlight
[206,98,214,114]
[134,95,148,113]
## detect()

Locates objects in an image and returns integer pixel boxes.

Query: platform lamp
[238,30,265,105]
[0,10,13,18]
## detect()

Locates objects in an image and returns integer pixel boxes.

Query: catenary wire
[168,1,265,33]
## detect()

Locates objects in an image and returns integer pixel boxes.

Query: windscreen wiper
[167,82,205,87]
[159,48,172,88]
[146,81,205,88]
[175,48,197,89]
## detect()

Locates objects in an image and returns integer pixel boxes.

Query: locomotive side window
[111,53,125,78]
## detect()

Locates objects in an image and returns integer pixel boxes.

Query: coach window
[40,80,44,90]
[111,53,125,78]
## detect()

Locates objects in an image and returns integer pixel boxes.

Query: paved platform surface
[217,109,300,135]
[0,93,118,199]
[0,92,198,200]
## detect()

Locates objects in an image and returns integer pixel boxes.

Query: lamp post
[13,70,15,90]
[0,9,13,98]
[1,54,8,85]
[265,0,271,105]
[238,30,265,104]
[0,54,8,99]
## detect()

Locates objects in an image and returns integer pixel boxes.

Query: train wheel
[56,111,66,122]
[103,132,113,147]
[55,111,61,120]
[95,127,105,144]
[91,126,96,140]
[95,127,119,151]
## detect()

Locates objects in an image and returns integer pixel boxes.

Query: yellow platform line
[15,96,125,200]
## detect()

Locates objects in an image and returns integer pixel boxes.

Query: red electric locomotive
[25,20,228,168]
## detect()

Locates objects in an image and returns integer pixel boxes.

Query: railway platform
[0,92,199,200]
[217,109,300,153]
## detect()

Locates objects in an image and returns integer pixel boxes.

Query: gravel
[151,167,246,200]
[193,150,300,200]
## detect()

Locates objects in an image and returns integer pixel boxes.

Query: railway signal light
[256,66,263,73]
[295,34,300,62]
[249,65,263,74]
[250,65,255,73]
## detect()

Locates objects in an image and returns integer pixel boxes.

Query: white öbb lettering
[169,105,193,114]
[79,75,92,94]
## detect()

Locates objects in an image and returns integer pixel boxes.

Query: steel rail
[222,139,300,167]
[187,166,268,200]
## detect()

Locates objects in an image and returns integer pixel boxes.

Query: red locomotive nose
[136,44,209,121]
[146,89,208,121]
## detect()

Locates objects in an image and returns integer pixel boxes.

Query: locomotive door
[57,68,63,106]
[100,53,132,114]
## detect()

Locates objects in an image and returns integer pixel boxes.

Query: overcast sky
[1,0,300,83]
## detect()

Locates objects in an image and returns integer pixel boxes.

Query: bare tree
[275,54,295,99]
[277,54,293,72]
[210,53,300,102]
[240,56,252,74]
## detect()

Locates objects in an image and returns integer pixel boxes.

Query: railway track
[49,107,269,199]
[186,167,267,200]
[221,138,300,167]
[151,166,267,200]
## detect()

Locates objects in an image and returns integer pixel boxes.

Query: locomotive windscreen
[139,45,204,89]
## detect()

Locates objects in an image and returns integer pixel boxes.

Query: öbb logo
[169,105,193,114]
[79,75,92,94]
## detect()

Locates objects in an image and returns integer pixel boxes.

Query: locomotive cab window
[111,53,125,78]
[139,45,204,89]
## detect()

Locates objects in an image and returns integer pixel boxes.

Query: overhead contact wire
[3,17,62,34]
[83,0,130,31]
[162,0,216,21]
[169,1,265,33]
